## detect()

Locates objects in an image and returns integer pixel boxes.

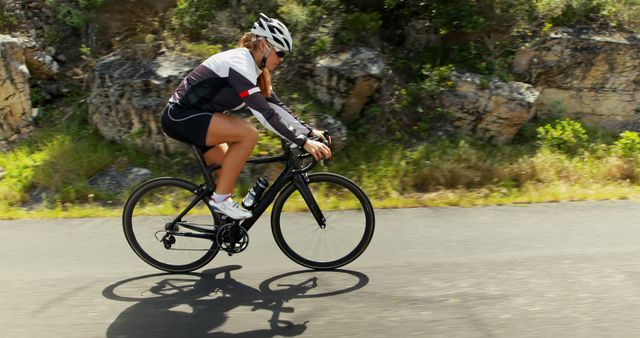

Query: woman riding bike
[161,13,332,220]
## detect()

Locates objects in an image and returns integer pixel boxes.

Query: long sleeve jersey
[169,47,312,147]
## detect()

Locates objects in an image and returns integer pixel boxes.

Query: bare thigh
[205,112,258,146]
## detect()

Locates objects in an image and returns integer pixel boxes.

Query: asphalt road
[3,201,640,337]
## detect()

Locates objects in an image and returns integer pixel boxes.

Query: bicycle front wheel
[271,173,375,270]
[123,178,220,273]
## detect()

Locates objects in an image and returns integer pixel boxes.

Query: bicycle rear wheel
[271,173,375,270]
[122,178,220,273]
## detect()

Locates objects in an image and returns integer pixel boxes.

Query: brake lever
[321,130,332,167]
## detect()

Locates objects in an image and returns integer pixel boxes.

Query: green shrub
[536,0,640,28]
[278,0,325,31]
[181,42,222,59]
[393,64,455,110]
[419,64,456,93]
[170,0,278,42]
[536,118,589,154]
[335,12,381,45]
[78,0,106,9]
[45,0,106,28]
[0,3,17,33]
[611,131,640,158]
[309,35,332,56]
[170,0,229,40]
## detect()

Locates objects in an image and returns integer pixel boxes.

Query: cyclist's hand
[303,139,332,161]
[309,129,331,145]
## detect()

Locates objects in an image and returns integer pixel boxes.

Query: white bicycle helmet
[251,13,293,52]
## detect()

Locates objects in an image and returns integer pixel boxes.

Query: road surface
[3,201,640,337]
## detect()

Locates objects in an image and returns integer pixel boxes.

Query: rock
[88,166,152,194]
[440,72,540,143]
[305,112,348,152]
[513,28,640,131]
[307,48,386,122]
[512,49,537,75]
[124,167,152,187]
[534,87,640,130]
[88,50,200,154]
[25,186,48,207]
[24,49,60,79]
[3,1,61,48]
[0,34,32,141]
[39,83,62,98]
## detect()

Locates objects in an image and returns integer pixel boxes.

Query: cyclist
[161,13,331,220]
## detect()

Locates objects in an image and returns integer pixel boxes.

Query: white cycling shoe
[207,197,252,220]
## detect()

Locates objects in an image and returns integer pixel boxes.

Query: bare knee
[242,123,259,145]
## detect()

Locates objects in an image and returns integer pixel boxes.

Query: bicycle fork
[292,174,326,229]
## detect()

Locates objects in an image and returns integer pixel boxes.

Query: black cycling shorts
[161,102,215,154]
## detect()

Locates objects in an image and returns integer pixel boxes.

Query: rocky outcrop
[513,28,640,131]
[24,49,59,79]
[440,72,540,143]
[3,0,70,65]
[304,112,348,152]
[0,35,32,142]
[88,166,151,194]
[88,50,199,154]
[438,28,640,142]
[307,48,386,122]
[3,0,57,40]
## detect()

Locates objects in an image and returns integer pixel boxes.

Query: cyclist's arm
[266,91,313,136]
[228,68,308,147]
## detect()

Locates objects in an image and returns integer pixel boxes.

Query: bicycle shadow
[102,265,369,338]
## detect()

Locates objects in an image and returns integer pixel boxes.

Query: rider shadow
[102,265,369,338]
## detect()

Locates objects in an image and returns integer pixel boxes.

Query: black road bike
[122,136,375,273]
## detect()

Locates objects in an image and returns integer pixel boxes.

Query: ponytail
[237,33,272,97]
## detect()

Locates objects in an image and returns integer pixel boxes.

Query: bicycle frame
[167,142,327,239]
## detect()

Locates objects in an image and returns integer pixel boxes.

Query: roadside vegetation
[5,98,640,219]
[3,0,640,218]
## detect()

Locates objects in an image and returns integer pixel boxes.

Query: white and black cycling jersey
[168,47,311,147]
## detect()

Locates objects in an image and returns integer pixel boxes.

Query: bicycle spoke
[272,173,374,269]
[123,178,220,272]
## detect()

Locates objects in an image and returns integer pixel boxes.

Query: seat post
[190,145,216,191]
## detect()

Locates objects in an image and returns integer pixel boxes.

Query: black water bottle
[242,176,269,209]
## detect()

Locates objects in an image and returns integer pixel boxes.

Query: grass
[5,143,640,220]
[4,181,640,220]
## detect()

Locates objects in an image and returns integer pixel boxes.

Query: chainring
[216,224,249,254]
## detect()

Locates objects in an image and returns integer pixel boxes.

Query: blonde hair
[237,32,271,97]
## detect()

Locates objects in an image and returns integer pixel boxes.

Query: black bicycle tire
[122,177,220,273]
[270,173,375,270]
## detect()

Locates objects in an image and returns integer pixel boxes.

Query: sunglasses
[267,43,286,58]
